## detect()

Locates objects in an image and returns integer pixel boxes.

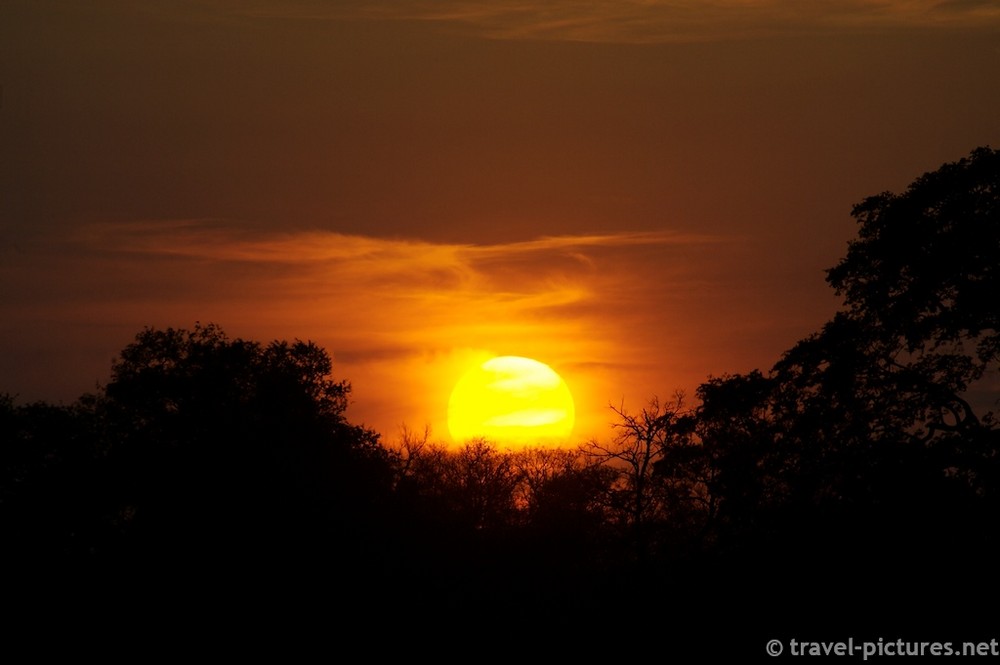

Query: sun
[447,356,575,447]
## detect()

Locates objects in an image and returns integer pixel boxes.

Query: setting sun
[447,356,575,447]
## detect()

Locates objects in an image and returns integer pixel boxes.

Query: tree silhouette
[828,146,999,376]
[512,447,615,536]
[765,149,1000,519]
[677,371,782,546]
[651,148,1000,636]
[581,394,692,563]
[30,321,397,604]
[1,396,110,565]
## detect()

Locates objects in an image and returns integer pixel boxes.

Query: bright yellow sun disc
[447,356,575,447]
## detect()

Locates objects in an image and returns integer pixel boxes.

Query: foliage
[828,146,999,371]
[770,147,1000,510]
[2,323,393,577]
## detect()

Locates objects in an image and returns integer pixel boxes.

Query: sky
[2,1,1000,445]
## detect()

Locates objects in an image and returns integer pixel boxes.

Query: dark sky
[3,1,999,442]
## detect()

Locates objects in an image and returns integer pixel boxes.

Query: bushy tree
[645,148,1000,566]
[0,396,111,564]
[774,148,1000,509]
[828,146,999,378]
[2,323,394,586]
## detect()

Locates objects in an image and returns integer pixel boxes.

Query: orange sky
[2,1,1000,445]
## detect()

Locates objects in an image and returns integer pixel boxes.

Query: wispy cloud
[5,220,825,442]
[206,0,1000,43]
[75,223,723,348]
[35,221,739,439]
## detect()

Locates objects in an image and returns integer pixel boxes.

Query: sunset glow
[447,356,575,447]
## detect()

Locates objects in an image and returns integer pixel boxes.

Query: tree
[623,148,1000,584]
[826,146,999,433]
[0,396,110,564]
[91,323,393,575]
[439,439,522,530]
[773,148,1000,509]
[509,447,617,550]
[683,371,782,543]
[581,394,692,562]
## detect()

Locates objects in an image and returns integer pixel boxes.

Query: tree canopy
[828,146,999,370]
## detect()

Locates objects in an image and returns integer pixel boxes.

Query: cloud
[9,221,736,438]
[72,223,723,350]
[202,0,1000,43]
[5,219,827,443]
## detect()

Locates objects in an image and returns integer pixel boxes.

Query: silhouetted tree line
[3,147,998,648]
